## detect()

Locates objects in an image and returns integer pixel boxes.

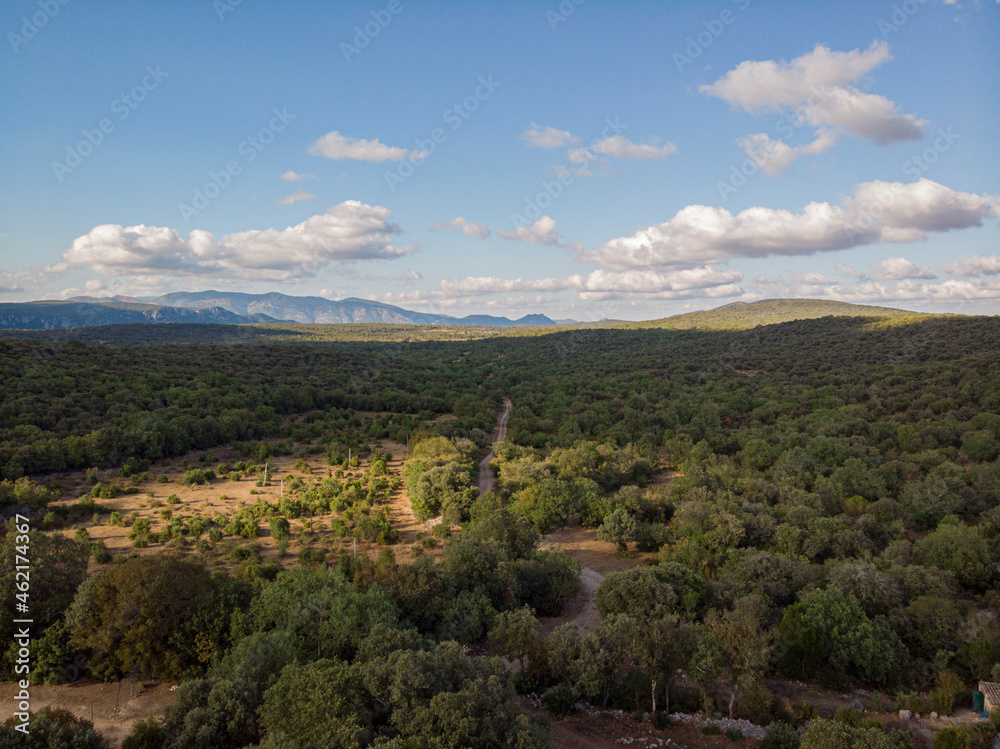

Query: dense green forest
[2,310,1000,748]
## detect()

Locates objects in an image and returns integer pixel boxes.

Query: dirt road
[477,398,512,495]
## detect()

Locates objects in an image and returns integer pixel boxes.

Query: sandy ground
[0,679,176,747]
[42,436,438,573]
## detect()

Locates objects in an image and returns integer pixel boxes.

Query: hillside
[626,298,931,331]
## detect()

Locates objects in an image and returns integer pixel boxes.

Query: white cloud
[431,266,743,301]
[281,170,316,182]
[276,191,315,206]
[519,122,580,149]
[591,135,677,160]
[788,270,837,285]
[835,263,866,278]
[584,178,999,270]
[428,217,491,238]
[870,256,935,280]
[498,216,561,246]
[61,201,412,282]
[942,254,1000,277]
[308,131,418,162]
[701,41,923,142]
[826,277,1000,304]
[702,41,925,173]
[738,129,839,174]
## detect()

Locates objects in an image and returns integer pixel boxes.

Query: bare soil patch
[46,439,424,574]
[0,679,175,748]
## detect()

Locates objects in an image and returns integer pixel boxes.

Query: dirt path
[539,567,604,638]
[0,680,175,748]
[477,398,512,495]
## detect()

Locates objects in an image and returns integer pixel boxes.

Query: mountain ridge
[2,292,561,330]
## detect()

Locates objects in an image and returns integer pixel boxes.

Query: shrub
[208,528,223,542]
[761,723,802,749]
[108,511,122,526]
[121,716,165,749]
[542,685,577,717]
[180,469,209,486]
[0,707,107,747]
[269,516,291,541]
[91,542,111,564]
[157,474,169,484]
[511,670,537,695]
[702,724,722,735]
[789,700,818,727]
[725,727,744,742]
[736,683,776,725]
[166,494,179,505]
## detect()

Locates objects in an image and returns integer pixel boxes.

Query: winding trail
[477,398,512,495]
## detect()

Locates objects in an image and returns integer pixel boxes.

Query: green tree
[776,587,907,686]
[596,508,638,555]
[0,521,88,673]
[488,606,538,670]
[915,523,993,590]
[67,555,227,679]
[161,678,260,749]
[261,659,370,746]
[704,595,773,718]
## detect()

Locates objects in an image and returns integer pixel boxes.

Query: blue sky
[1,0,998,321]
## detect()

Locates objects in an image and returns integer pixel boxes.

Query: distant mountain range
[151,291,562,326]
[0,292,562,330]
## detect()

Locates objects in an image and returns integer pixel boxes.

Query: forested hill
[626,298,931,331]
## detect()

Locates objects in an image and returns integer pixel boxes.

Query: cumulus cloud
[870,257,935,281]
[276,191,315,206]
[308,131,418,162]
[428,217,491,238]
[280,170,316,181]
[498,216,561,246]
[519,123,580,149]
[432,266,743,301]
[583,178,999,270]
[61,201,412,282]
[738,130,839,174]
[942,254,1000,277]
[825,277,1000,305]
[591,135,677,160]
[702,41,925,171]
